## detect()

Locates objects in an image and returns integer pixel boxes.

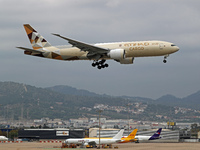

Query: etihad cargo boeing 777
[17,24,179,69]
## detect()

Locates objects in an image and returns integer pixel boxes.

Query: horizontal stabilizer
[16,47,44,53]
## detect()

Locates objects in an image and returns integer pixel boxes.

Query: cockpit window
[171,44,176,46]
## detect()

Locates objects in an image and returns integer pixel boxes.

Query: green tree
[8,130,18,140]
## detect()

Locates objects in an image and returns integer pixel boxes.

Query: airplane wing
[88,141,96,145]
[52,34,109,55]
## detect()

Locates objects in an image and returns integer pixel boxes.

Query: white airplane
[17,24,179,69]
[65,129,124,146]
[135,128,162,142]
[0,136,8,141]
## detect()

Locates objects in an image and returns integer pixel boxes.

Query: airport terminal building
[18,128,85,140]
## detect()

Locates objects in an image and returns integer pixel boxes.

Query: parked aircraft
[0,136,8,141]
[17,24,179,69]
[135,128,162,142]
[65,129,124,146]
[84,129,138,143]
[120,129,138,143]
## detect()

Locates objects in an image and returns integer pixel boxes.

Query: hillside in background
[154,91,200,110]
[46,85,101,97]
[48,85,200,110]
[0,82,200,122]
[0,82,129,120]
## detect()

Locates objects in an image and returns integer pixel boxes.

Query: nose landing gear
[163,55,169,63]
[92,59,109,69]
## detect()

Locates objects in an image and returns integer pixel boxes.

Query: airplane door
[159,43,164,49]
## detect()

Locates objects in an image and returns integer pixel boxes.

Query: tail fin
[112,129,124,140]
[149,128,162,140]
[23,24,52,50]
[126,129,138,139]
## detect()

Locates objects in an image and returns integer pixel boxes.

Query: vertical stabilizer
[23,24,52,50]
[149,128,162,140]
[112,129,124,140]
[126,129,138,139]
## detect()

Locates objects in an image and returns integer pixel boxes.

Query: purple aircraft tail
[149,128,162,140]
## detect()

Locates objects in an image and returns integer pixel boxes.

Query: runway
[0,142,200,150]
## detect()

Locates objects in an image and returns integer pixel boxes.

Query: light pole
[126,104,130,135]
[0,104,2,119]
[97,109,103,148]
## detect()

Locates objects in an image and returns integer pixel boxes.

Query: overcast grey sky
[0,0,199,99]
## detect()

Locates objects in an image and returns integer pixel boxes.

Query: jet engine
[119,57,134,64]
[108,49,125,60]
[108,49,134,64]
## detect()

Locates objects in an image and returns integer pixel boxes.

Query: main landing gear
[92,59,109,69]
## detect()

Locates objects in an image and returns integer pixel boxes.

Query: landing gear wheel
[163,60,167,63]
[99,59,106,64]
[105,64,109,67]
[92,59,109,69]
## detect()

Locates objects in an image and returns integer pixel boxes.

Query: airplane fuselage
[135,135,161,141]
[135,135,151,141]
[66,138,120,145]
[26,41,179,61]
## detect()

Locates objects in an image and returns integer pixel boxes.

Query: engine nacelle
[119,57,134,64]
[108,49,125,60]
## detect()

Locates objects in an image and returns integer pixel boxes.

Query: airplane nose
[174,46,179,52]
[172,46,179,52]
